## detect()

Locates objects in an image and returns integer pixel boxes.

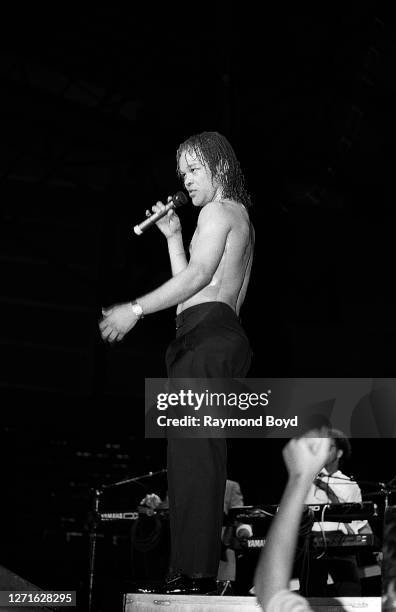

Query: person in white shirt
[299,428,372,597]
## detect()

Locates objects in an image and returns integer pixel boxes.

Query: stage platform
[124,593,381,611]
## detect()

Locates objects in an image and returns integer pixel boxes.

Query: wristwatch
[130,300,144,319]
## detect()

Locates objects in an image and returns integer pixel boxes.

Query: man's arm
[229,481,244,508]
[137,202,230,313]
[149,199,188,276]
[167,233,188,276]
[99,202,231,342]
[254,435,330,611]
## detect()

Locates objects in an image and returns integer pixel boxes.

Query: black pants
[299,552,361,597]
[165,302,252,577]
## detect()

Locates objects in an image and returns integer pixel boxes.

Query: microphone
[235,523,253,539]
[133,191,188,235]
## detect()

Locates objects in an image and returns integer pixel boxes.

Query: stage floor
[124,593,381,612]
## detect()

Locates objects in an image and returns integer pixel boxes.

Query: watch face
[132,303,143,316]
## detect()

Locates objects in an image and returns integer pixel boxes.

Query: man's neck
[324,462,339,476]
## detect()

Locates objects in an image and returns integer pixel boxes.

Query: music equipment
[227,501,377,524]
[310,532,379,553]
[100,512,139,521]
[306,502,378,522]
[133,191,188,235]
[225,503,379,553]
[99,506,169,522]
[223,533,380,553]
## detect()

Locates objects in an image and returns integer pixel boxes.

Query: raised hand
[147,196,182,239]
[282,430,331,483]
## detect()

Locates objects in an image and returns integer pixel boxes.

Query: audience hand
[283,430,331,484]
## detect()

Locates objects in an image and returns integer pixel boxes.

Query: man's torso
[178,199,254,315]
[305,470,366,534]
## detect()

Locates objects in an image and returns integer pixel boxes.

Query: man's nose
[184,174,193,187]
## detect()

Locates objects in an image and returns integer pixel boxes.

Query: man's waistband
[175,301,238,333]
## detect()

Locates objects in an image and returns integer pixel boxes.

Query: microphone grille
[173,191,188,206]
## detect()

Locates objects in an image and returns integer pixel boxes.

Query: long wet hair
[176,131,252,209]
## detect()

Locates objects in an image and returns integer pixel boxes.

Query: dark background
[1,5,395,608]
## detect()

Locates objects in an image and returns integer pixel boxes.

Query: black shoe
[131,580,164,594]
[132,571,183,594]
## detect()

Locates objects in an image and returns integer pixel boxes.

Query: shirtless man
[99,131,254,594]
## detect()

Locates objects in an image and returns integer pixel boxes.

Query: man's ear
[336,448,343,461]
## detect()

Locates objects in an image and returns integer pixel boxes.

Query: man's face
[178,150,222,207]
[324,439,342,471]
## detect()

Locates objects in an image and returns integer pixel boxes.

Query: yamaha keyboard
[98,506,169,522]
[310,532,379,553]
[306,502,378,522]
[235,532,380,552]
[225,503,379,552]
[227,502,377,524]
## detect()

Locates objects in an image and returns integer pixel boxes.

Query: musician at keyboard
[298,428,373,598]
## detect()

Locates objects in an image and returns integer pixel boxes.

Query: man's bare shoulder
[198,199,248,226]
